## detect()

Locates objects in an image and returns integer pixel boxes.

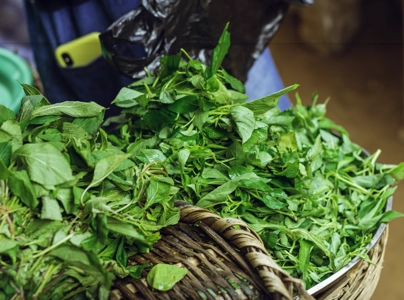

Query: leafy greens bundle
[110,28,404,289]
[1,27,404,299]
[0,86,181,299]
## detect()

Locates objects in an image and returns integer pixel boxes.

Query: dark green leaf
[8,170,39,208]
[0,140,12,166]
[159,53,181,78]
[116,237,128,268]
[127,264,152,279]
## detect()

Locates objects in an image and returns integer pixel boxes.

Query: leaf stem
[30,233,75,259]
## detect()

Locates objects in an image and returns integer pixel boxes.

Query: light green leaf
[81,154,129,204]
[41,197,63,220]
[14,143,75,186]
[242,84,299,115]
[0,237,18,253]
[388,162,404,181]
[1,120,22,152]
[230,106,255,143]
[31,101,105,118]
[146,264,187,291]
[145,178,172,210]
[0,105,16,124]
[112,87,148,108]
[299,240,313,281]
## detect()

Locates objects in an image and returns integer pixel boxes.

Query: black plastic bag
[100,0,311,83]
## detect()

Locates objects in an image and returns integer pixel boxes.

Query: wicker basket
[111,201,312,300]
[110,202,388,300]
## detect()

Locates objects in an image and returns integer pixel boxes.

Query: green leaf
[218,69,245,93]
[159,53,181,78]
[230,106,255,143]
[115,237,128,268]
[206,23,230,79]
[17,94,50,125]
[140,149,167,163]
[379,210,404,223]
[85,154,129,190]
[106,217,157,248]
[167,95,199,114]
[299,240,313,281]
[146,264,187,291]
[388,162,404,181]
[21,83,43,96]
[318,118,349,136]
[0,105,16,124]
[14,143,75,186]
[278,132,298,153]
[1,120,22,152]
[72,114,105,136]
[306,135,322,160]
[276,161,300,178]
[0,237,18,253]
[127,264,152,279]
[31,101,105,118]
[242,84,299,115]
[145,178,172,210]
[262,195,287,210]
[352,174,384,188]
[0,238,18,264]
[41,197,63,220]
[127,137,158,155]
[98,238,120,259]
[8,169,39,208]
[196,174,251,207]
[0,140,12,166]
[112,87,148,108]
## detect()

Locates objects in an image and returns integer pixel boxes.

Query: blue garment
[245,48,290,110]
[24,0,290,111]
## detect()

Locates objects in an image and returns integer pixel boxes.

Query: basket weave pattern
[111,202,312,300]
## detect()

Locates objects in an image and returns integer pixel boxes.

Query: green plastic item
[0,47,34,113]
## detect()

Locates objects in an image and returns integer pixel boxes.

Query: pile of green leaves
[110,28,404,288]
[0,86,181,299]
[1,26,404,299]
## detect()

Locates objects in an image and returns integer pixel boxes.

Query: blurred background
[0,0,33,64]
[0,0,403,298]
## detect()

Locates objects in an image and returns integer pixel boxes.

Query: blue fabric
[245,48,290,111]
[24,0,290,111]
[24,0,139,108]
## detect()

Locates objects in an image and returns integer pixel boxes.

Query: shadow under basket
[110,202,388,300]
